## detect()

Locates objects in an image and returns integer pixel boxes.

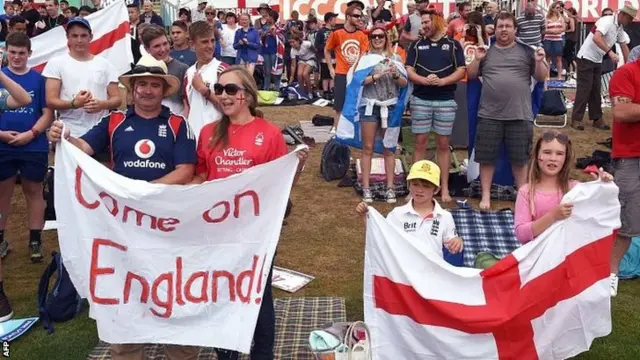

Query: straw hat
[620,5,638,19]
[119,55,180,97]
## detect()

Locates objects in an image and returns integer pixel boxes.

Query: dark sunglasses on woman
[370,33,385,40]
[214,83,246,96]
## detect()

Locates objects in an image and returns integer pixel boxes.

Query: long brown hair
[526,131,574,217]
[208,66,263,150]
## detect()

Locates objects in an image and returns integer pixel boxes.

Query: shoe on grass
[0,291,13,323]
[610,273,619,297]
[362,188,373,204]
[29,240,43,263]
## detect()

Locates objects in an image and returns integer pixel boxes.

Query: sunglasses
[542,131,569,144]
[206,12,215,15]
[214,83,246,95]
[132,65,166,75]
[370,33,385,40]
[350,14,362,18]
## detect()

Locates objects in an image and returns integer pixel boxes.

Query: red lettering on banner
[89,238,269,318]
[90,238,127,305]
[76,167,99,209]
[74,166,181,232]
[203,190,260,224]
[123,272,150,304]
[373,234,614,359]
[185,271,209,303]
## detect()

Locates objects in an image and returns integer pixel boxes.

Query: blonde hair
[368,27,393,57]
[208,66,263,150]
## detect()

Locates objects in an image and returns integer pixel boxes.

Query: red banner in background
[532,0,640,23]
[278,0,457,21]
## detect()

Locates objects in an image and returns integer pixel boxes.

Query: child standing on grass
[356,160,463,257]
[514,131,613,246]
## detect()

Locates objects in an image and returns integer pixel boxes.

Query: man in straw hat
[48,55,198,360]
[571,5,636,132]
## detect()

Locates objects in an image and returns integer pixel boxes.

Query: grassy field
[4,105,640,360]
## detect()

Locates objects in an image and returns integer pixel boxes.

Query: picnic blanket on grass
[450,207,521,267]
[87,297,346,360]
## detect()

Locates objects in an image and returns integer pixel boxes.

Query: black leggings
[563,39,577,71]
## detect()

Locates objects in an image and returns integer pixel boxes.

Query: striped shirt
[544,18,564,41]
[516,13,546,47]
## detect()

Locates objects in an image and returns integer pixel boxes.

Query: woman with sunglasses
[514,131,612,245]
[178,8,191,26]
[358,26,407,203]
[192,66,308,360]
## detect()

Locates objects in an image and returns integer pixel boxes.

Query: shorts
[299,59,317,69]
[320,63,331,80]
[613,158,640,237]
[474,118,533,166]
[334,74,347,112]
[410,97,457,136]
[543,40,564,57]
[359,105,396,123]
[0,151,48,182]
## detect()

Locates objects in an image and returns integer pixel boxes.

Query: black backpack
[37,252,84,334]
[320,138,351,181]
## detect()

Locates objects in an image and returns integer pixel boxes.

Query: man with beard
[407,10,466,202]
[325,5,368,133]
[467,12,547,210]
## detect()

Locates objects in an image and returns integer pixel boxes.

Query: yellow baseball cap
[406,160,441,187]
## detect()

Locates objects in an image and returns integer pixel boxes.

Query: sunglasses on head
[132,65,166,75]
[370,33,385,40]
[214,83,246,95]
[542,131,569,144]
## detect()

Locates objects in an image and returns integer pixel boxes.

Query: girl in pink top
[514,132,613,244]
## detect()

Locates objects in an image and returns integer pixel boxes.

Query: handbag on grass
[310,321,372,360]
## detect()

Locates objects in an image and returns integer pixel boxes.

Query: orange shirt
[325,28,369,75]
[395,46,407,63]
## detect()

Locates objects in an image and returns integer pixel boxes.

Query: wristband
[71,99,76,109]
[30,128,39,137]
[204,89,212,99]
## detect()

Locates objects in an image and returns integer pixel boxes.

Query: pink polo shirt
[514,181,579,244]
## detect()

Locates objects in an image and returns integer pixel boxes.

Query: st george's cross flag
[364,181,620,360]
[28,1,132,75]
[336,53,411,154]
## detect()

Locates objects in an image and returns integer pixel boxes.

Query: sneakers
[0,239,10,259]
[0,291,13,323]
[362,189,373,203]
[29,240,43,263]
[386,189,397,204]
[610,273,619,297]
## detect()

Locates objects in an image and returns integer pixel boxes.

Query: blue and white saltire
[336,53,412,154]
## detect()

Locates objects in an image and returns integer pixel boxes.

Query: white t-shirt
[290,41,316,62]
[42,53,119,137]
[577,15,630,63]
[221,24,239,58]
[185,59,225,140]
[386,200,458,258]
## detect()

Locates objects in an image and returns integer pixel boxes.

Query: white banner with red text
[28,1,132,75]
[364,181,620,359]
[53,138,298,352]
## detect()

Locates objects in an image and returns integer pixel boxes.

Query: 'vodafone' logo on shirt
[124,139,167,170]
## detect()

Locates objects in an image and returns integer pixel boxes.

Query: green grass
[4,106,639,359]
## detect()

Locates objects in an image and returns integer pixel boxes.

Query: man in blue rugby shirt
[48,55,199,359]
[0,32,44,322]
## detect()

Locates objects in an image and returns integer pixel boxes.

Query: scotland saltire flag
[336,53,411,154]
